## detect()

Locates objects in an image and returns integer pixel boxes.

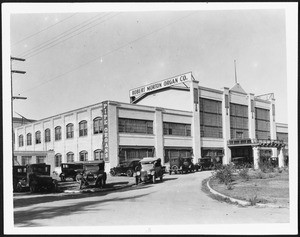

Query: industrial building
[13,72,288,173]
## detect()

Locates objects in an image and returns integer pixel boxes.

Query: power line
[19,12,195,94]
[24,13,120,59]
[17,13,110,58]
[11,13,78,47]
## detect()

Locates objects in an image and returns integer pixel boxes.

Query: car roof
[140,157,159,163]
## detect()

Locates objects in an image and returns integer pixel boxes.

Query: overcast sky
[7,4,293,124]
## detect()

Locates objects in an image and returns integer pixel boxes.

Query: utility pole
[11,56,26,165]
[234,60,238,84]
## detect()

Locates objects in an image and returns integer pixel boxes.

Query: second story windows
[93,117,103,134]
[35,131,41,144]
[66,123,74,139]
[118,118,153,134]
[45,128,51,142]
[79,120,88,137]
[163,122,191,136]
[55,126,62,141]
[26,133,32,146]
[18,135,24,147]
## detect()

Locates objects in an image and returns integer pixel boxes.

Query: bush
[249,195,258,206]
[213,164,234,185]
[256,171,266,179]
[258,160,274,173]
[239,167,250,181]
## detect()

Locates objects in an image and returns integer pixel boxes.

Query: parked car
[134,157,163,185]
[231,157,252,168]
[13,165,27,192]
[196,157,222,171]
[15,163,58,193]
[169,157,195,174]
[59,162,83,181]
[110,159,141,177]
[76,160,107,189]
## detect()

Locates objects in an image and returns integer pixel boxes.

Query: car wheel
[171,165,178,174]
[30,183,37,193]
[60,176,65,182]
[110,170,116,176]
[75,174,82,183]
[126,169,134,177]
[152,175,156,183]
[16,183,23,192]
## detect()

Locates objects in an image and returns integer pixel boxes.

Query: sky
[6,4,295,124]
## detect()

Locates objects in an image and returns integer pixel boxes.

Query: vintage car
[15,163,58,193]
[169,157,195,174]
[134,157,163,185]
[196,157,223,171]
[231,157,252,169]
[75,160,107,189]
[13,165,27,192]
[110,159,141,177]
[59,162,83,181]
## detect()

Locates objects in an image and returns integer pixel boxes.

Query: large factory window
[79,120,88,137]
[118,118,153,134]
[163,122,191,136]
[200,98,223,138]
[255,108,270,139]
[230,103,249,139]
[66,123,74,139]
[118,146,154,163]
[164,148,193,164]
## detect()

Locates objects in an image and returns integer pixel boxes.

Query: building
[13,72,288,173]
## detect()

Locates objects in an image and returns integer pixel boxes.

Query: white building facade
[14,72,288,173]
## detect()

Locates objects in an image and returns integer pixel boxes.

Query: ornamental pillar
[253,146,260,170]
[278,147,285,168]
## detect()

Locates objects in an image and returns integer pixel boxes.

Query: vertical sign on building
[102,101,109,162]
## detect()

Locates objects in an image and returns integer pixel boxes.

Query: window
[35,131,41,144]
[230,103,249,139]
[36,156,45,164]
[118,118,153,134]
[19,135,24,147]
[164,148,193,164]
[45,128,51,142]
[21,156,31,165]
[79,120,88,137]
[55,154,62,167]
[163,122,191,136]
[93,117,103,134]
[67,152,74,162]
[26,133,32,146]
[277,132,288,143]
[118,147,153,163]
[79,150,88,161]
[66,123,74,139]
[255,108,270,139]
[94,149,103,160]
[55,126,62,141]
[200,98,223,138]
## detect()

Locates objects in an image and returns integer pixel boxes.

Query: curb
[63,183,135,194]
[206,178,286,208]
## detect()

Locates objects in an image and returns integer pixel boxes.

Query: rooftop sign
[129,72,192,98]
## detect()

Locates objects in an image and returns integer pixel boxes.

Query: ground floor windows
[79,150,88,161]
[21,156,32,165]
[201,148,224,162]
[36,156,46,164]
[94,149,103,160]
[55,154,62,167]
[67,152,74,162]
[118,146,154,163]
[164,148,193,164]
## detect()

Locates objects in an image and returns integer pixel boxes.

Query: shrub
[226,183,234,190]
[239,167,250,181]
[256,171,266,179]
[249,195,258,206]
[258,160,274,173]
[213,164,234,185]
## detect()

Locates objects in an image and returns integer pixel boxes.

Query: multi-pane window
[118,147,153,163]
[93,117,103,134]
[21,156,31,165]
[19,135,24,147]
[67,152,74,162]
[118,118,153,134]
[79,150,88,161]
[26,133,32,146]
[66,123,74,139]
[94,149,103,160]
[45,128,51,142]
[35,131,41,144]
[163,122,191,136]
[230,103,249,139]
[277,132,288,143]
[164,149,193,164]
[255,108,270,139]
[201,148,224,162]
[36,156,45,164]
[55,126,62,141]
[200,98,223,138]
[79,120,88,137]
[55,153,62,167]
